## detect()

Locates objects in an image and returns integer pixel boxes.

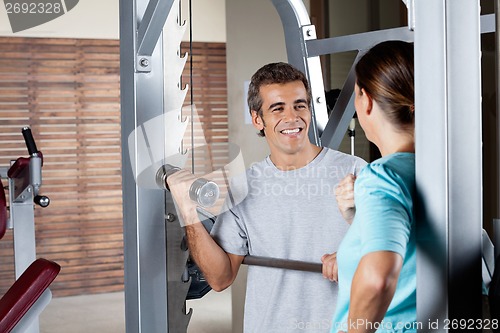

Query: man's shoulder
[322,147,367,165]
[245,157,272,176]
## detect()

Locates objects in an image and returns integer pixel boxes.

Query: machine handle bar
[156,164,220,208]
[21,127,39,156]
[242,255,322,273]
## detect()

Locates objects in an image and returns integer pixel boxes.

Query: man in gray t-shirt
[167,62,366,333]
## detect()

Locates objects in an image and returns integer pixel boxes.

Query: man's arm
[167,169,244,291]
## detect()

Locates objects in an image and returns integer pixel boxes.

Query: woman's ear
[360,88,373,116]
[251,110,264,130]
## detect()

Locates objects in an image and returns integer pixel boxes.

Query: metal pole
[348,119,355,156]
[415,0,482,329]
[243,255,322,273]
[270,0,328,146]
[120,0,169,331]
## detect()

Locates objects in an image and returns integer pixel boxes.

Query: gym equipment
[0,258,60,333]
[155,164,220,208]
[0,127,60,333]
[242,256,322,273]
[184,214,323,301]
[185,212,215,300]
[187,254,323,300]
[120,0,498,331]
[325,88,356,156]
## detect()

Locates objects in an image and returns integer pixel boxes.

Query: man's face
[252,81,312,156]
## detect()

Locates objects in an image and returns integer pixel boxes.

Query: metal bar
[320,53,359,150]
[311,14,493,150]
[271,0,326,145]
[10,290,52,333]
[306,26,414,58]
[243,255,322,274]
[415,0,482,328]
[137,0,174,58]
[404,0,415,31]
[302,25,328,139]
[8,161,36,279]
[308,27,413,150]
[9,175,38,333]
[162,1,192,331]
[482,13,495,34]
[10,191,36,278]
[446,0,482,323]
[270,0,311,69]
[414,0,450,327]
[120,0,170,331]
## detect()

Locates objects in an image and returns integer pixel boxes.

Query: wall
[225,0,288,168]
[0,0,226,42]
[328,0,405,162]
[328,0,402,88]
[0,1,119,39]
[224,1,290,331]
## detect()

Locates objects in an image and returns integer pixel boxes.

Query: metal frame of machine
[119,0,496,331]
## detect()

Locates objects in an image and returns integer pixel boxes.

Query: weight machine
[120,0,498,332]
[0,127,60,333]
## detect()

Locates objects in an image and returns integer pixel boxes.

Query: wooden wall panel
[0,38,228,297]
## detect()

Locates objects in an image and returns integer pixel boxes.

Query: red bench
[0,178,60,333]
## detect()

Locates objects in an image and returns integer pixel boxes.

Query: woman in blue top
[322,40,416,333]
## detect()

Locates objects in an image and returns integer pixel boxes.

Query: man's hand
[335,174,356,224]
[321,252,338,282]
[166,169,199,226]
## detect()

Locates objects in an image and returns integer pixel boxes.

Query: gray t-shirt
[211,148,366,333]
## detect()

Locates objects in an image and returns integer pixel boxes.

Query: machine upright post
[415,0,483,329]
[121,0,192,331]
[120,0,170,332]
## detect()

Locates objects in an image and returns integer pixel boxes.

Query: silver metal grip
[155,165,220,207]
[155,165,181,191]
[189,178,220,208]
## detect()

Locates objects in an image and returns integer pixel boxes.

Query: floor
[39,288,232,333]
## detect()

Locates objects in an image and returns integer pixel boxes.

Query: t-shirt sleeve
[354,163,412,258]
[354,156,369,175]
[210,201,249,256]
